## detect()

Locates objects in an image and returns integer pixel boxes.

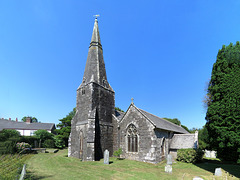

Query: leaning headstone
[19,164,26,180]
[167,154,172,165]
[104,149,109,164]
[214,168,222,176]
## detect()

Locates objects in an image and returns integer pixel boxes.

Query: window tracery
[127,124,138,152]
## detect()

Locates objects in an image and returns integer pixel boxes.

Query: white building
[0,118,55,136]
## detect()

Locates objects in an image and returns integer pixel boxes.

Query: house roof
[0,119,55,131]
[138,108,189,134]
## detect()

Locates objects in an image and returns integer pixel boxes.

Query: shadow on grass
[194,159,240,178]
[25,171,53,180]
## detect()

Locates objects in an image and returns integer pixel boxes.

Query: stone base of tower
[68,110,114,161]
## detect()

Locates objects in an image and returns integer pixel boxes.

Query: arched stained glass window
[127,124,138,152]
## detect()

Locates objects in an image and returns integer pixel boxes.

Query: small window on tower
[82,88,85,95]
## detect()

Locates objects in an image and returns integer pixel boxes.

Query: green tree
[34,130,53,148]
[206,42,240,163]
[115,107,124,112]
[198,126,209,150]
[163,118,181,125]
[163,118,190,132]
[21,116,38,123]
[0,129,20,141]
[56,108,76,147]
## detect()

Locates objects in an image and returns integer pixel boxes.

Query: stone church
[68,18,198,163]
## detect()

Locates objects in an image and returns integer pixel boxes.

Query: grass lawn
[0,154,33,180]
[25,149,240,180]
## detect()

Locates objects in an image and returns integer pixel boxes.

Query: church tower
[68,18,115,161]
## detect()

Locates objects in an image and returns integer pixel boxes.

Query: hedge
[177,148,204,163]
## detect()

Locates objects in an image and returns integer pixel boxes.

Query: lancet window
[127,124,138,152]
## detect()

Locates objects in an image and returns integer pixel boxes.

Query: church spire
[90,18,101,48]
[80,17,113,91]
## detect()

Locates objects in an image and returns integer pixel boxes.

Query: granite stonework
[68,18,115,161]
[69,18,198,164]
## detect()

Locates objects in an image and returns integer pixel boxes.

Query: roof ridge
[138,108,186,130]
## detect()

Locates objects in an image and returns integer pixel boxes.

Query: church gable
[118,104,158,163]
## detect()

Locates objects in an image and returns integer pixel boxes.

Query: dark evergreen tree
[56,108,76,147]
[206,42,240,163]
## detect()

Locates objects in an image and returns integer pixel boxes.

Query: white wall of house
[16,129,51,136]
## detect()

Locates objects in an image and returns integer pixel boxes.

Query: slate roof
[138,108,189,134]
[0,119,55,131]
[114,110,125,121]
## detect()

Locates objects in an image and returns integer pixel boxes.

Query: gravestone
[193,176,204,180]
[165,165,172,173]
[214,168,222,176]
[167,154,172,165]
[210,151,216,158]
[165,154,172,173]
[204,150,211,158]
[104,149,109,164]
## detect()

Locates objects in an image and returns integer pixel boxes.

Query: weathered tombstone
[214,168,222,176]
[167,154,172,165]
[210,151,216,158]
[104,149,109,164]
[204,150,211,158]
[165,165,172,173]
[19,164,26,180]
[165,154,172,173]
[193,176,204,180]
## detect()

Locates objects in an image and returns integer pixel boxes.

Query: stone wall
[119,105,158,163]
[169,131,198,150]
[69,81,115,161]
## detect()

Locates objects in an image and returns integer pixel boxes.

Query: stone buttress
[68,18,115,161]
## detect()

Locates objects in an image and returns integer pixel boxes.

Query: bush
[0,129,20,141]
[177,148,204,163]
[16,142,31,152]
[43,139,55,148]
[19,136,39,148]
[54,135,65,149]
[34,130,53,147]
[113,148,122,158]
[0,137,20,154]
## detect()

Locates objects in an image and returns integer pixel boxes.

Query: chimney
[16,118,18,122]
[26,117,31,124]
[9,118,11,121]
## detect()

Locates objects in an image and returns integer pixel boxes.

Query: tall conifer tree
[206,42,240,163]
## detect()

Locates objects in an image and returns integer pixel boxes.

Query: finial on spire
[93,14,100,20]
[131,98,134,104]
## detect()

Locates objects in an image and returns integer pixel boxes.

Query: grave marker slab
[167,154,172,165]
[104,149,109,164]
[214,168,222,176]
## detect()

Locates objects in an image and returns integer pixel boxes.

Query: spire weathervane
[93,14,100,19]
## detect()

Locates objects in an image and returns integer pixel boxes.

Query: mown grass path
[26,149,239,180]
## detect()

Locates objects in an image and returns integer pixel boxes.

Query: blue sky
[1,1,240,129]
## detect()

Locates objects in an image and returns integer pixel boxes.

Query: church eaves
[79,18,113,91]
